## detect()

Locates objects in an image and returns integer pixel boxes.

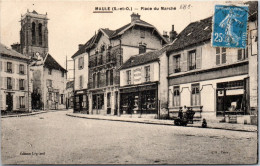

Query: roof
[0,43,29,60]
[66,80,74,89]
[44,54,67,72]
[120,44,171,70]
[246,1,258,21]
[72,17,168,59]
[167,16,212,53]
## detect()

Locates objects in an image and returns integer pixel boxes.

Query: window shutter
[17,64,20,73]
[24,80,27,91]
[0,61,2,72]
[181,52,187,72]
[173,56,177,73]
[82,76,84,89]
[0,77,2,89]
[150,65,154,81]
[16,96,19,109]
[16,79,19,90]
[24,65,27,75]
[25,96,28,110]
[196,47,202,69]
[0,94,3,110]
[78,58,80,69]
[4,77,7,89]
[169,56,174,74]
[12,63,14,73]
[12,78,15,90]
[82,57,84,69]
[4,62,7,72]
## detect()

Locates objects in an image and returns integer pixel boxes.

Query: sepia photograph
[0,0,258,165]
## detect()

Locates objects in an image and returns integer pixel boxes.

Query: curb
[66,113,257,133]
[1,111,47,118]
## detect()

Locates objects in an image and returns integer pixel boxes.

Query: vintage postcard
[0,0,258,165]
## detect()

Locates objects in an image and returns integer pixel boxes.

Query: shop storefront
[216,79,249,116]
[74,90,88,113]
[120,82,158,115]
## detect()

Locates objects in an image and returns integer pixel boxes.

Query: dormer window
[140,29,145,38]
[101,45,105,53]
[48,68,52,75]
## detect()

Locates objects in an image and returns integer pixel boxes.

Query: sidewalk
[66,112,258,132]
[1,110,47,118]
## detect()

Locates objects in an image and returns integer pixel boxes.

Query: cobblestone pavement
[1,110,257,165]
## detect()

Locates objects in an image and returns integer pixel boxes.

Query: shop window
[7,62,12,73]
[19,64,25,74]
[173,86,180,107]
[191,83,200,106]
[7,77,12,89]
[19,79,25,90]
[145,66,150,82]
[19,96,25,108]
[78,57,84,69]
[127,70,131,85]
[237,48,248,61]
[188,50,196,70]
[139,44,146,54]
[174,55,181,73]
[216,47,226,65]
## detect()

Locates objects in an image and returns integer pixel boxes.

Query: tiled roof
[0,43,29,60]
[101,28,115,37]
[44,54,67,72]
[167,16,212,53]
[120,45,171,70]
[110,23,131,38]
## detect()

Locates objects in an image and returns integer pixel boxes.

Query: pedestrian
[202,118,207,128]
[178,108,183,120]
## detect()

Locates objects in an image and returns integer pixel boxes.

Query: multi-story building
[167,2,258,124]
[119,45,170,118]
[0,43,31,113]
[72,13,169,115]
[11,10,67,110]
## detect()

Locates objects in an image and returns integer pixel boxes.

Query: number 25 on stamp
[212,5,249,48]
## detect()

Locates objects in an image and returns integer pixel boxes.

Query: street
[1,110,257,165]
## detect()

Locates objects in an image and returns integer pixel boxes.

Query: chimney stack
[162,31,169,41]
[131,13,141,22]
[78,44,84,50]
[169,25,177,42]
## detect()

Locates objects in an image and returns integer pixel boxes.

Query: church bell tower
[20,10,49,58]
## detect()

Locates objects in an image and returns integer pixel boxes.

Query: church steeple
[19,10,49,58]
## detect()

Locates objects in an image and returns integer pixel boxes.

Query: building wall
[74,52,88,90]
[120,61,159,86]
[43,67,66,109]
[0,56,30,112]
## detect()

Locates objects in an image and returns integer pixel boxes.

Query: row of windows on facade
[3,62,26,74]
[48,68,65,77]
[47,92,64,104]
[31,22,44,46]
[79,44,147,70]
[172,84,200,107]
[172,48,248,73]
[126,66,151,85]
[78,69,114,89]
[5,77,27,90]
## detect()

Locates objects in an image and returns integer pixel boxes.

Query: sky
[0,0,247,79]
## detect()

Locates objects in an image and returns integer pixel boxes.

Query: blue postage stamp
[212,5,249,48]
